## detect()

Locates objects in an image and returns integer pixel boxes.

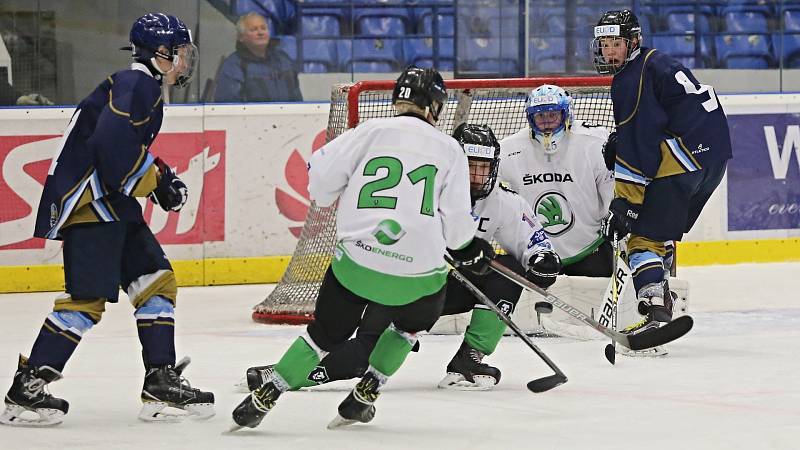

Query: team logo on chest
[534,191,574,236]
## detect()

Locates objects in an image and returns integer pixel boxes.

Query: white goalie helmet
[525,84,573,155]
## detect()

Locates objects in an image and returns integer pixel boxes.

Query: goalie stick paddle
[488,260,694,352]
[444,257,567,393]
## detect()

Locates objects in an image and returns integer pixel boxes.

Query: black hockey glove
[602,131,617,171]
[149,158,188,212]
[601,197,639,241]
[526,249,561,289]
[447,237,495,276]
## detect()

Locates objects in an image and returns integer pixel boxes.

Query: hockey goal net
[253,76,614,325]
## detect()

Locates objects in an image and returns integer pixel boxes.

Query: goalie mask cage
[254,76,614,325]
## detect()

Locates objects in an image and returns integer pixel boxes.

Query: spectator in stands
[214,12,302,102]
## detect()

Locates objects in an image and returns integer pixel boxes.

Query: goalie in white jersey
[499,84,615,276]
[239,123,561,393]
[231,66,494,431]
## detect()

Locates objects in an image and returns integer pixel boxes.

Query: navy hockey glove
[447,237,495,276]
[601,197,639,241]
[526,249,561,289]
[150,158,188,212]
[602,131,617,171]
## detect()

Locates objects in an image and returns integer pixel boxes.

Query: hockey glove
[601,197,639,241]
[447,237,495,276]
[149,158,188,212]
[526,249,561,289]
[602,131,617,171]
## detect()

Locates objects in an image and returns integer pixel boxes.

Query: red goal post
[254,76,614,325]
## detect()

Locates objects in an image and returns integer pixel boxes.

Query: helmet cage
[525,85,573,154]
[592,12,642,75]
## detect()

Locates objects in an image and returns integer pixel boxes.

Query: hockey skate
[0,355,69,427]
[617,320,668,357]
[328,371,381,429]
[637,283,676,323]
[139,357,215,422]
[438,341,501,390]
[234,364,275,393]
[228,380,282,432]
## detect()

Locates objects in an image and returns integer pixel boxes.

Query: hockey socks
[274,334,326,390]
[27,310,94,372]
[135,296,176,367]
[367,324,417,377]
[464,307,507,356]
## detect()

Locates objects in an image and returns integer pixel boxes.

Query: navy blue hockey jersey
[611,47,732,204]
[34,63,164,240]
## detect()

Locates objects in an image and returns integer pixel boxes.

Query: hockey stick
[605,234,621,364]
[488,260,694,351]
[444,256,567,393]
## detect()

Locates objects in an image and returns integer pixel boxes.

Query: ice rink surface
[0,262,798,450]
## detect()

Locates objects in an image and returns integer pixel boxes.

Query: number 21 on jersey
[357,156,438,216]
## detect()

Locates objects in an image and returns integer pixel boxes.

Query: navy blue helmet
[128,13,197,88]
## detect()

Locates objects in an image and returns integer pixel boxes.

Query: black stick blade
[527,374,568,393]
[604,344,616,365]
[628,316,694,350]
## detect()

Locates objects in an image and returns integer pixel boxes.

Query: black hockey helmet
[453,123,501,201]
[591,9,642,75]
[392,65,448,123]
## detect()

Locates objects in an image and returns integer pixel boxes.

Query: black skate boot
[139,358,215,422]
[438,341,501,390]
[244,365,275,392]
[636,282,674,323]
[229,380,282,431]
[328,371,381,429]
[0,355,69,427]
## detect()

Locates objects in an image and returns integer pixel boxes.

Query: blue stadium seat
[716,34,773,68]
[296,0,349,34]
[403,38,454,71]
[724,11,770,33]
[530,36,565,72]
[340,38,403,72]
[459,6,519,38]
[772,32,800,67]
[783,8,800,31]
[353,6,412,36]
[300,15,340,37]
[301,39,338,73]
[720,1,773,16]
[232,0,289,33]
[275,35,297,60]
[462,37,519,74]
[416,7,455,37]
[665,11,712,33]
[651,34,713,69]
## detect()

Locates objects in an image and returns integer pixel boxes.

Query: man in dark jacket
[214,12,302,102]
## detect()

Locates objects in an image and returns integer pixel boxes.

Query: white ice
[0,263,798,450]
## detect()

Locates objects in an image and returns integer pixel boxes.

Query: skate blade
[437,373,495,391]
[138,401,215,422]
[327,414,358,430]
[617,345,669,358]
[223,422,246,434]
[0,404,65,427]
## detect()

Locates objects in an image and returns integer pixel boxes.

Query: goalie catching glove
[447,237,495,276]
[149,157,188,212]
[526,249,561,289]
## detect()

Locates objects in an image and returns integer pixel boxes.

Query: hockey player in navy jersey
[0,13,214,427]
[592,10,732,330]
[238,123,561,394]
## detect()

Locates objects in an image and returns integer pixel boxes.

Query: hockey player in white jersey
[239,123,561,393]
[230,66,493,431]
[499,84,615,276]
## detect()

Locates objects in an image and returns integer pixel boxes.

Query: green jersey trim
[561,236,605,266]
[331,243,448,305]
